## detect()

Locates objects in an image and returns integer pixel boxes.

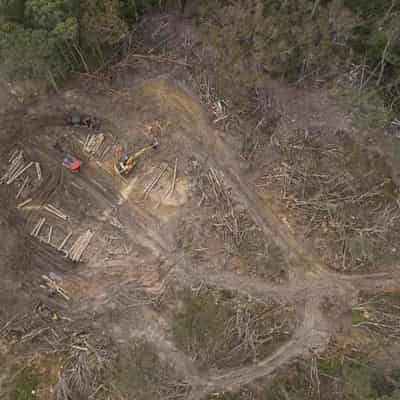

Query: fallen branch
[42,275,70,301]
[126,54,189,67]
[0,315,18,335]
[20,327,49,343]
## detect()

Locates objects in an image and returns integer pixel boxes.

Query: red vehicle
[54,142,81,172]
[62,154,81,172]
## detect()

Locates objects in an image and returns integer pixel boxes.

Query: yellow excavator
[115,140,159,176]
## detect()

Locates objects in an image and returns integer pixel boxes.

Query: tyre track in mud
[117,202,174,255]
[177,266,353,304]
[188,302,329,399]
[337,270,400,293]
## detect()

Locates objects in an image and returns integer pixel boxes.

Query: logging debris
[67,230,95,262]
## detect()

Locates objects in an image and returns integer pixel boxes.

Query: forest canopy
[0,0,158,83]
[2,0,400,109]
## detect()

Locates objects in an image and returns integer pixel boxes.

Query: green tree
[0,0,153,86]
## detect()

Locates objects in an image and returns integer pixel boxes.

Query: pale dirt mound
[129,79,217,151]
[148,176,189,207]
[136,79,207,128]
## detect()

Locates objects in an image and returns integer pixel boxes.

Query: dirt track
[1,76,399,397]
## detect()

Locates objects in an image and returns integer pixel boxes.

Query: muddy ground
[1,9,400,400]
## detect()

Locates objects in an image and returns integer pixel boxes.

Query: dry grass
[197,167,251,248]
[0,303,64,348]
[352,292,400,341]
[259,137,400,272]
[189,166,287,280]
[171,286,297,370]
[116,338,190,400]
[53,334,114,400]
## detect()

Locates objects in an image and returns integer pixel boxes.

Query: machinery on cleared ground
[63,154,81,172]
[68,110,99,130]
[116,140,158,176]
[54,142,81,172]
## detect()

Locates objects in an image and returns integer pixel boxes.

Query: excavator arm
[116,140,158,176]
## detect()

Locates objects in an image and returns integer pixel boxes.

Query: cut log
[165,158,178,200]
[144,165,168,199]
[58,231,72,251]
[31,217,46,237]
[2,155,23,184]
[7,161,34,185]
[8,149,19,163]
[16,198,32,209]
[101,144,111,160]
[34,217,46,237]
[44,204,67,220]
[16,176,29,199]
[68,230,94,262]
[74,230,94,262]
[31,218,42,236]
[35,162,42,181]
[48,225,53,244]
